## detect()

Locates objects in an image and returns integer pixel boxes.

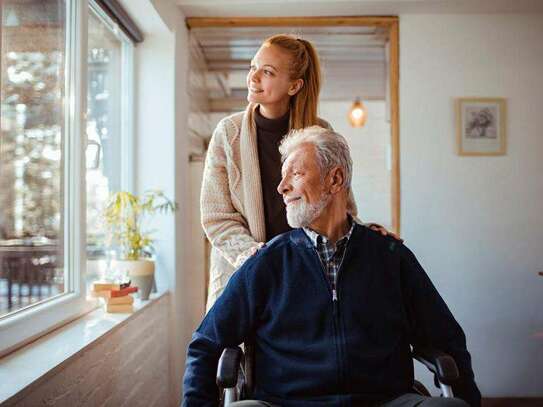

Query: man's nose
[277,177,289,195]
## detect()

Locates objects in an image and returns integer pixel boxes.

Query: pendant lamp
[348,98,367,127]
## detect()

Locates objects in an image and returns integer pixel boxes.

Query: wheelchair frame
[216,345,460,405]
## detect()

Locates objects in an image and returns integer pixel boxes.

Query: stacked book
[91,282,138,313]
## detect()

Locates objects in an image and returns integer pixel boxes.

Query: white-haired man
[183,126,481,407]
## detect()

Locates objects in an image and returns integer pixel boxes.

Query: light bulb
[348,98,367,127]
[352,108,363,119]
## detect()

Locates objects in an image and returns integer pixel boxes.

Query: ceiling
[184,0,542,113]
[191,25,388,111]
[177,0,543,18]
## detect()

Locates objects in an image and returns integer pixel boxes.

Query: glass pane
[86,7,124,286]
[0,0,66,317]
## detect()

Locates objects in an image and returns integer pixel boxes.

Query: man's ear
[288,78,304,96]
[327,166,345,194]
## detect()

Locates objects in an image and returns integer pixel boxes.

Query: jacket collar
[290,222,364,250]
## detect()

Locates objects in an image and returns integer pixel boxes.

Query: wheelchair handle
[217,347,243,388]
[413,348,460,385]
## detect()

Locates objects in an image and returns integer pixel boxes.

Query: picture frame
[456,97,506,156]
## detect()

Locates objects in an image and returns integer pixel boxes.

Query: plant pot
[113,259,155,300]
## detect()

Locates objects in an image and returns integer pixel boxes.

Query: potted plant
[103,190,177,299]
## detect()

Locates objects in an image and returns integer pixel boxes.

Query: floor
[483,399,543,407]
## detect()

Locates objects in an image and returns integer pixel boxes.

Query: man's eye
[264,70,273,76]
[249,65,256,71]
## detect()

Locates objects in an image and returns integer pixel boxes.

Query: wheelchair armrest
[217,347,243,388]
[413,348,459,385]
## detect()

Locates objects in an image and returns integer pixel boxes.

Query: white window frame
[88,0,135,192]
[0,0,135,357]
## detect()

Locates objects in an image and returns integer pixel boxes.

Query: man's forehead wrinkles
[281,160,289,175]
[284,151,306,171]
[281,160,292,175]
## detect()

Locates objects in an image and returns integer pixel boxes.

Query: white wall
[120,0,191,404]
[400,14,543,397]
[319,100,392,230]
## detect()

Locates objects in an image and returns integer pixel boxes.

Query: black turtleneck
[255,107,292,241]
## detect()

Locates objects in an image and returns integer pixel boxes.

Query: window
[0,0,68,318]
[0,0,135,356]
[86,2,134,288]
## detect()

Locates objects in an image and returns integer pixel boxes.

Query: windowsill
[0,291,169,405]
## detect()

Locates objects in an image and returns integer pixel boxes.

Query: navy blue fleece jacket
[183,225,481,407]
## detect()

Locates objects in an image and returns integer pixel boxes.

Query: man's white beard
[286,194,330,228]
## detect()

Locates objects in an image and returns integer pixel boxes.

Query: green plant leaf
[102,190,177,260]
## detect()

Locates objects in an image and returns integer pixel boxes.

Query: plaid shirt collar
[303,216,354,297]
[303,216,355,252]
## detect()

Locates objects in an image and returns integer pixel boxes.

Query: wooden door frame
[186,16,401,234]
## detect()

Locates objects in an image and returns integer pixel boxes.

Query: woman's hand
[234,242,266,268]
[366,223,403,242]
[247,242,265,257]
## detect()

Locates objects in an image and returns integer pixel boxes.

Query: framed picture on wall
[456,97,506,156]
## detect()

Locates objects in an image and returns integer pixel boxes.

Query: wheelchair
[216,342,460,406]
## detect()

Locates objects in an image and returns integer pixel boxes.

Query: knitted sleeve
[200,119,263,268]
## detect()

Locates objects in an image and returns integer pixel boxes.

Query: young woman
[201,34,394,310]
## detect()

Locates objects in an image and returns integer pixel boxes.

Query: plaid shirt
[303,219,354,300]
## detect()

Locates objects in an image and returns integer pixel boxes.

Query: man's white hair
[279,125,353,190]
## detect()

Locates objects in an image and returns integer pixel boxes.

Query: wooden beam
[196,34,384,46]
[389,20,401,235]
[207,58,386,72]
[186,16,398,29]
[209,97,247,113]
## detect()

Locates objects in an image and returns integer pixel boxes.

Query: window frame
[88,0,135,192]
[0,0,136,357]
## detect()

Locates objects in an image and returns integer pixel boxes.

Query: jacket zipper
[333,237,352,395]
[310,235,353,396]
[310,246,342,393]
[311,236,352,302]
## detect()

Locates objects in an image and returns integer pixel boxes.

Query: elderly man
[183,126,481,407]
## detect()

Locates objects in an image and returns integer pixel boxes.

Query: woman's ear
[328,166,345,194]
[288,78,304,96]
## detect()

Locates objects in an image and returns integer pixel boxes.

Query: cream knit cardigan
[201,103,357,310]
[201,104,266,310]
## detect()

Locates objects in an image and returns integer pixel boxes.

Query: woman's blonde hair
[262,34,321,129]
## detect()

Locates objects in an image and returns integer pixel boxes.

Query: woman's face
[246,44,302,110]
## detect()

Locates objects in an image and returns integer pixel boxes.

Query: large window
[0,0,135,355]
[0,0,67,318]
